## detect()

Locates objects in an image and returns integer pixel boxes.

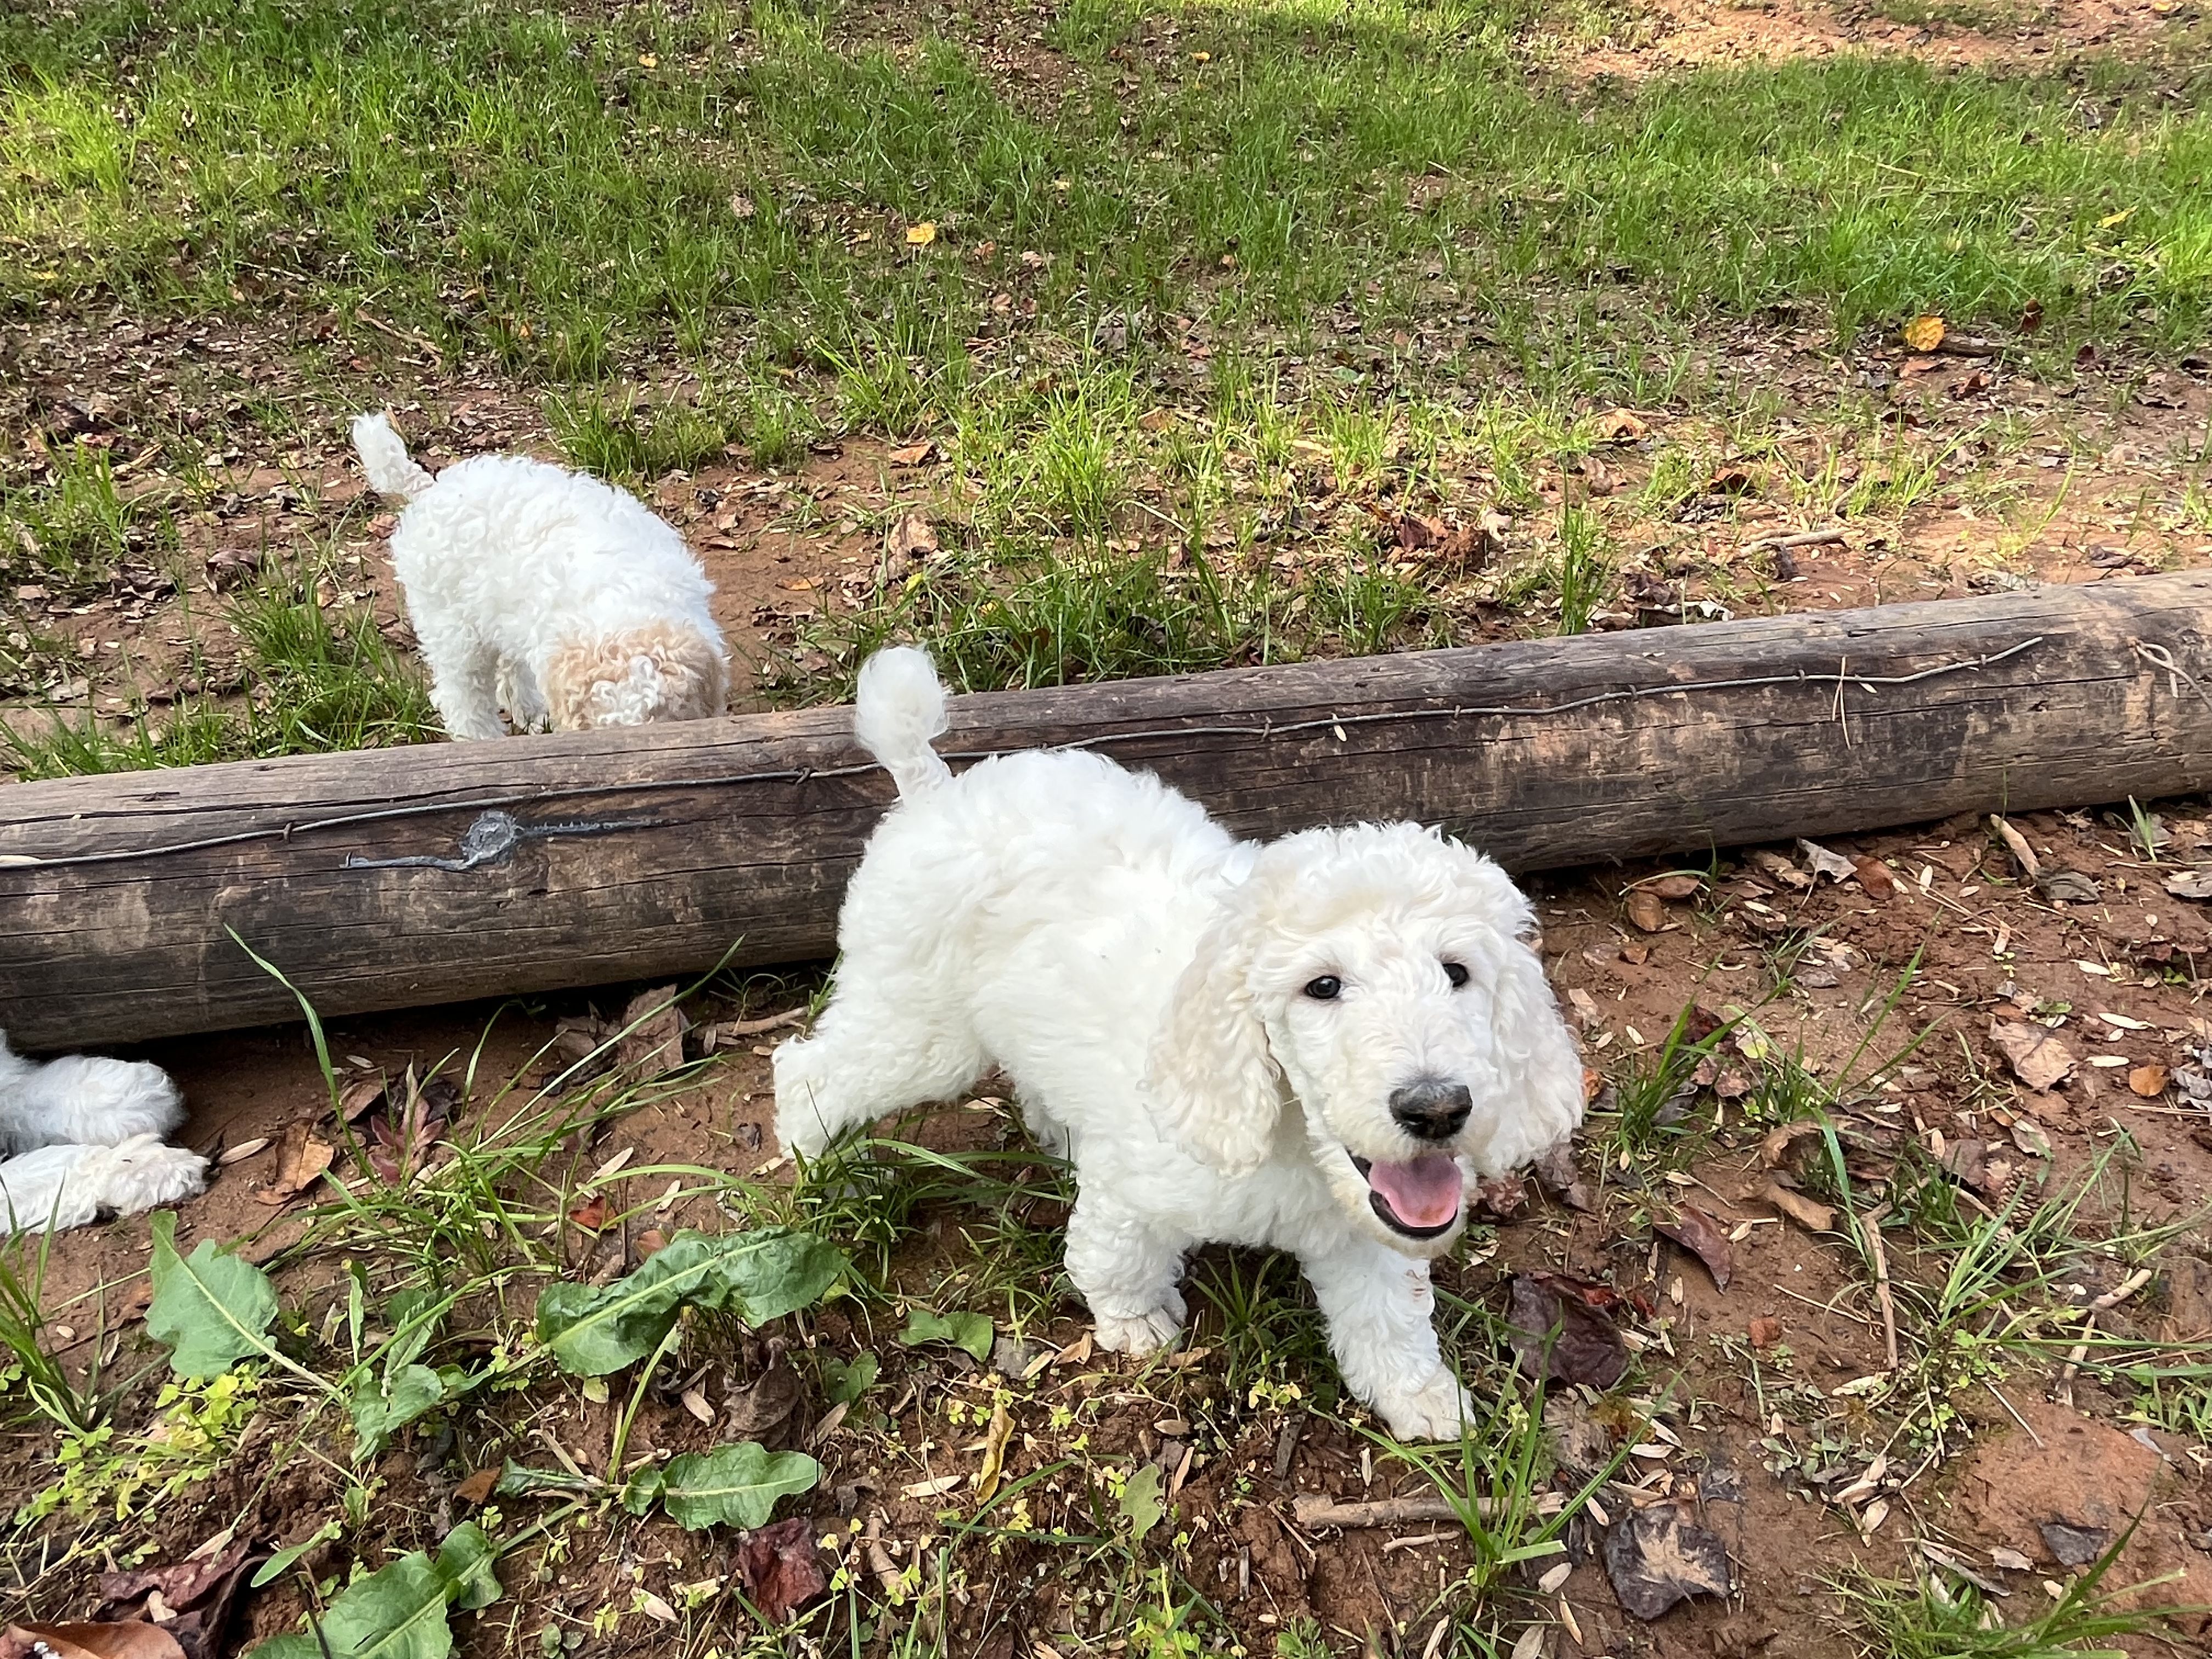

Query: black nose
[1389,1078,1473,1142]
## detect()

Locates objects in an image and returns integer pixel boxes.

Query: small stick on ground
[1858,1203,1899,1372]
[1293,1493,1467,1530]
[1990,814,2040,879]
[862,1512,902,1599]
[1743,528,1849,556]
[2053,1266,2153,1403]
[701,1007,809,1048]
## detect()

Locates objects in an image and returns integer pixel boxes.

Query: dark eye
[1443,961,1469,988]
[1303,975,1342,1001]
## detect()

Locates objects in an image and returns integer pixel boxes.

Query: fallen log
[2,572,2207,1049]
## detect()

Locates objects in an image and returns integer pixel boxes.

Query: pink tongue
[1365,1154,1464,1228]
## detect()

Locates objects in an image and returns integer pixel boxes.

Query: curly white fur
[0,1032,205,1233]
[353,411,732,739]
[775,648,1584,1439]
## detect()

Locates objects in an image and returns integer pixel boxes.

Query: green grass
[2,557,435,777]
[3,0,2206,390]
[0,442,173,589]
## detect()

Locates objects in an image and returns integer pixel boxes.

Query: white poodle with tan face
[353,412,729,740]
[775,648,1583,1438]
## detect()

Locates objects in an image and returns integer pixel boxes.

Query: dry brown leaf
[884,512,939,575]
[885,441,937,466]
[1748,1315,1782,1348]
[974,1395,1014,1502]
[1763,1181,1835,1233]
[733,1517,828,1622]
[1625,890,1667,933]
[1506,1273,1629,1390]
[567,1194,608,1231]
[1647,873,1703,901]
[2128,1064,2171,1098]
[1602,1504,1733,1620]
[1594,408,1649,443]
[1654,1206,1733,1293]
[2164,869,2212,901]
[1989,1020,2075,1092]
[1902,314,1946,352]
[616,987,689,1077]
[1759,1120,1824,1167]
[454,1467,500,1505]
[1750,850,1813,891]
[255,1122,334,1206]
[5,1625,186,1659]
[1853,856,1898,897]
[336,1074,387,1123]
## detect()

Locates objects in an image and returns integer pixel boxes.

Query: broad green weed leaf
[351,1363,449,1459]
[433,1521,501,1612]
[655,1442,820,1531]
[252,1520,341,1589]
[146,1211,281,1379]
[534,1228,844,1375]
[250,1550,454,1659]
[900,1308,992,1363]
[821,1352,878,1408]
[251,1524,498,1658]
[619,1464,667,1516]
[1119,1463,1163,1545]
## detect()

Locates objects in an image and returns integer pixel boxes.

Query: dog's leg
[771,995,986,1160]
[1301,1240,1470,1442]
[419,631,507,741]
[1066,1189,1189,1355]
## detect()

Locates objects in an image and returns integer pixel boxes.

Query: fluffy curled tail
[351,411,436,500]
[854,646,951,798]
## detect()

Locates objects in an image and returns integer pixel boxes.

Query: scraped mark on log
[342,809,666,873]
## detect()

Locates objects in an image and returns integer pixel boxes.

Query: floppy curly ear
[1142,913,1284,1177]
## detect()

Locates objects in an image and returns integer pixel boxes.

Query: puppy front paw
[1091,1288,1188,1357]
[1373,1371,1472,1443]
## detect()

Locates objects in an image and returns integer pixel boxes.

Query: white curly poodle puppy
[775,648,1584,1438]
[0,1032,205,1233]
[353,412,730,739]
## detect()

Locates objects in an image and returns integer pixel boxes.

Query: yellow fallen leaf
[973,1396,1014,1503]
[906,222,938,246]
[2098,206,2135,229]
[1901,314,1946,353]
[637,52,658,67]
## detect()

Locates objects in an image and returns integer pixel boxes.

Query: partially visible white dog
[775,648,1584,1438]
[352,412,731,740]
[0,1033,205,1233]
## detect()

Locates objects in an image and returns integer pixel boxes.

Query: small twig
[1858,1203,1899,1373]
[1743,527,1849,556]
[1292,1493,1466,1530]
[2091,1266,2154,1313]
[701,1007,808,1048]
[1984,1380,2044,1448]
[862,1513,903,1599]
[1989,815,2040,879]
[2053,1266,2153,1400]
[1381,1530,1457,1555]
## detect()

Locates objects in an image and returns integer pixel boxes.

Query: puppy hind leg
[1301,1240,1470,1442]
[771,994,986,1161]
[418,630,506,741]
[1066,1189,1189,1356]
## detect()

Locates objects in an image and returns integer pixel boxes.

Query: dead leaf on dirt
[1705,465,1756,496]
[4,1626,185,1659]
[2128,1064,2171,1098]
[1759,1120,1824,1168]
[336,1074,387,1124]
[255,1122,334,1206]
[94,1536,256,1659]
[1797,840,1857,883]
[1544,1394,1613,1475]
[1989,1020,2075,1092]
[1506,1273,1629,1390]
[1901,314,1946,353]
[734,1517,828,1621]
[454,1468,500,1505]
[616,988,689,1077]
[2163,869,2212,901]
[1594,408,1649,443]
[729,193,755,219]
[725,1360,803,1438]
[2039,1520,2109,1568]
[1474,1175,1528,1220]
[1646,873,1702,901]
[635,1227,669,1257]
[1625,890,1667,933]
[974,1395,1014,1503]
[905,221,937,247]
[1762,1181,1835,1233]
[886,441,937,467]
[1654,1206,1733,1293]
[1749,850,1812,891]
[882,512,940,579]
[2036,868,2101,905]
[1530,1141,1592,1211]
[215,1138,269,1167]
[567,1194,609,1231]
[1853,856,1897,897]
[1602,1503,1733,1620]
[1748,1316,1782,1348]
[1712,1069,1751,1102]
[2010,1119,2053,1160]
